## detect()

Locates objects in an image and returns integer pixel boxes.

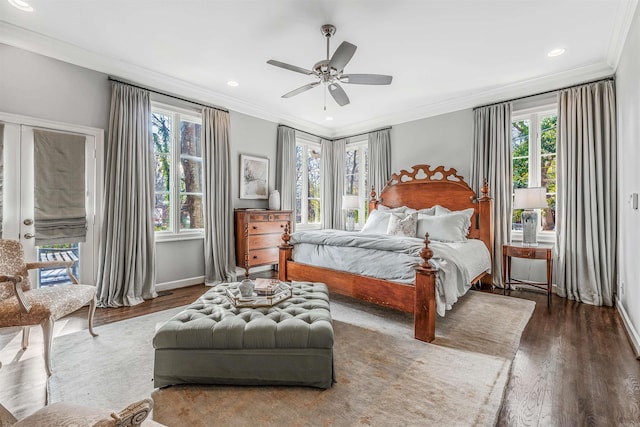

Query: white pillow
[361,210,392,234]
[377,205,410,213]
[415,208,474,242]
[386,212,417,237]
[417,206,437,216]
[434,205,452,215]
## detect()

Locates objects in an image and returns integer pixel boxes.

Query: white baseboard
[155,276,205,292]
[616,298,640,359]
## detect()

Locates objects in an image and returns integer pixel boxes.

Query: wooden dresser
[234,209,292,278]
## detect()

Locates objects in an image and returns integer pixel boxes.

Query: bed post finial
[419,233,436,271]
[480,178,490,200]
[281,221,291,246]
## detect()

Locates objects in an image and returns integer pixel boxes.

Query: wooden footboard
[278,224,438,342]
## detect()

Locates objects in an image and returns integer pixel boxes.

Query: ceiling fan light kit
[267,24,393,109]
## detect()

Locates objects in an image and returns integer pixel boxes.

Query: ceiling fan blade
[267,59,314,75]
[282,82,320,98]
[328,83,350,106]
[341,74,393,85]
[328,41,357,72]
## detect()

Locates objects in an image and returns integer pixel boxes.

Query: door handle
[23,219,33,226]
[23,233,34,239]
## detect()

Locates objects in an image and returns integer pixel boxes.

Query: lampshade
[514,187,547,210]
[342,195,360,210]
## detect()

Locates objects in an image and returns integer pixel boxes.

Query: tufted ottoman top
[153,281,333,350]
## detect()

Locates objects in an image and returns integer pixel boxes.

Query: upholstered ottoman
[153,281,334,389]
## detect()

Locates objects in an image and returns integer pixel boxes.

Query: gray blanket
[290,229,491,316]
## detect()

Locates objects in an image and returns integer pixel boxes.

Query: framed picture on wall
[240,154,269,199]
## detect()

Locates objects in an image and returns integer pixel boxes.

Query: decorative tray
[226,281,292,308]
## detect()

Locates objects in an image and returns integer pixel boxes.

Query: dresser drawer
[249,212,292,222]
[249,234,283,250]
[247,221,288,235]
[247,247,279,267]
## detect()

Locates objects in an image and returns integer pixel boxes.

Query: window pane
[512,208,523,232]
[308,198,320,224]
[540,115,557,155]
[295,198,302,223]
[512,120,529,157]
[180,120,202,157]
[541,194,556,232]
[179,194,204,230]
[307,147,321,224]
[152,113,172,194]
[512,158,529,190]
[180,157,203,193]
[154,193,170,231]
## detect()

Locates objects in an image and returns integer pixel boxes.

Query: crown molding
[330,62,614,138]
[0,21,331,137]
[0,20,621,139]
[607,0,639,70]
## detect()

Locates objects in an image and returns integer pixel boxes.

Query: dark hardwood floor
[67,275,640,426]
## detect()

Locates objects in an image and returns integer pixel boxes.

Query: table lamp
[342,195,360,231]
[514,187,547,246]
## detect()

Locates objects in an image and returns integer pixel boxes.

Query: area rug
[22,291,533,426]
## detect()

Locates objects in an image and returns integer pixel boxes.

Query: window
[345,139,369,229]
[151,103,204,237]
[295,136,321,227]
[511,106,557,238]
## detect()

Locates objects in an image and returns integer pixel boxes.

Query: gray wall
[0,44,110,131]
[615,3,640,351]
[0,43,280,286]
[391,109,474,180]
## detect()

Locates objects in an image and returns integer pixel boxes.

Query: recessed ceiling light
[547,48,566,57]
[227,80,239,87]
[325,116,333,121]
[8,0,33,11]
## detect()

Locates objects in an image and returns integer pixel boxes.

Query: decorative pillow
[360,210,392,234]
[386,212,417,237]
[434,205,452,215]
[415,208,474,242]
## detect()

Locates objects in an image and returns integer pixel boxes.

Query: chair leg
[42,317,54,377]
[88,298,98,337]
[21,326,30,350]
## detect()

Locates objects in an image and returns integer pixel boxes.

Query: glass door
[1,120,99,287]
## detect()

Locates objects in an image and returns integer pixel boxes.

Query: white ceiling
[0,0,636,137]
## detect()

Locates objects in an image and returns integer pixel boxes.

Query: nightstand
[503,243,553,306]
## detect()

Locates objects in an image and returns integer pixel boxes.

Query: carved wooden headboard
[369,165,493,259]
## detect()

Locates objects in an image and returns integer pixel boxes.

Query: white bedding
[289,229,491,316]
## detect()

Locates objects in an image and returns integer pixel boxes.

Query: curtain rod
[278,124,392,142]
[278,124,329,141]
[474,76,615,110]
[335,126,391,141]
[108,77,229,113]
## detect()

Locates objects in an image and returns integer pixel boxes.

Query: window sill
[155,232,205,243]
[510,231,556,245]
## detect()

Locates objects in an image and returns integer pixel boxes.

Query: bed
[278,164,493,342]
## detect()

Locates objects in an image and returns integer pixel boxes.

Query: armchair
[0,239,97,376]
[0,398,165,426]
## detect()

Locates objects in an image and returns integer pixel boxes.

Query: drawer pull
[252,226,258,229]
[253,255,258,259]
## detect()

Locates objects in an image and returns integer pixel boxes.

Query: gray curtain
[368,129,391,196]
[203,108,236,285]
[471,102,513,288]
[33,129,86,245]
[556,80,617,306]
[96,83,156,307]
[276,126,296,229]
[320,138,346,229]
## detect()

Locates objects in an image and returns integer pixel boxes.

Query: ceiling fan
[267,24,393,109]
